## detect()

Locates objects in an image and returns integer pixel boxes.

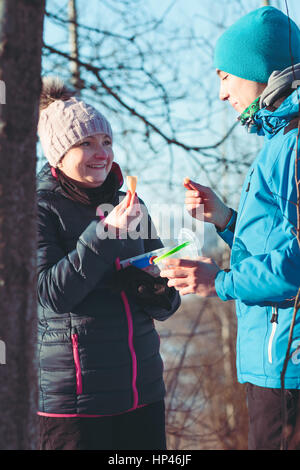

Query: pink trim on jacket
[71,333,83,395]
[50,167,58,179]
[39,257,140,416]
[115,257,139,409]
[37,405,147,419]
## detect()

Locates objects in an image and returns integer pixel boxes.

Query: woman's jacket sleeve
[37,200,125,313]
[37,196,180,318]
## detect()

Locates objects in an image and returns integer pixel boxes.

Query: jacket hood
[36,161,124,194]
[254,89,300,137]
[260,63,300,108]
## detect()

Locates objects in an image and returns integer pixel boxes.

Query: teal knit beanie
[214,6,300,83]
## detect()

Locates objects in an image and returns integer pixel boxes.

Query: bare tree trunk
[0,0,45,450]
[68,0,82,92]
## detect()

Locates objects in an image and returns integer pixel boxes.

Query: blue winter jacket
[215,90,300,389]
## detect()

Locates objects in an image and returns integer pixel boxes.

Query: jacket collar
[253,89,300,138]
[37,161,124,194]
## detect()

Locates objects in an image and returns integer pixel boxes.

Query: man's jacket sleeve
[216,209,237,248]
[215,139,300,306]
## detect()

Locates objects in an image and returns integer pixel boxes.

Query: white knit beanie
[38,77,113,167]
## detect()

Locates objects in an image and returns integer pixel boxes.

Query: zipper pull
[245,169,254,192]
[271,306,278,323]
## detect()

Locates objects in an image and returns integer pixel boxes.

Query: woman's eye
[80,141,90,147]
[103,140,112,146]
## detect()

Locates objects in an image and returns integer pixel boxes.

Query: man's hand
[184,178,232,231]
[159,257,220,297]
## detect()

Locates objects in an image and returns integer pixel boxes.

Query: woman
[37,77,180,450]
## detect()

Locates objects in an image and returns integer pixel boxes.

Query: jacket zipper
[268,306,278,364]
[71,333,83,395]
[115,258,139,409]
[236,168,254,229]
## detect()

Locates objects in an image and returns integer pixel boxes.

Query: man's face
[217,70,266,113]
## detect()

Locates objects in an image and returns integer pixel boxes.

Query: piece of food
[183,177,192,189]
[127,175,137,194]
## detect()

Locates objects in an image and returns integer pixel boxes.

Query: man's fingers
[185,195,202,204]
[161,258,200,269]
[167,279,189,290]
[160,268,189,279]
[177,286,194,296]
[185,203,202,212]
[166,278,194,295]
[185,190,201,197]
[183,178,210,193]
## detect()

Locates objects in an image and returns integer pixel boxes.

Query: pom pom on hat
[39,76,76,111]
[214,7,300,83]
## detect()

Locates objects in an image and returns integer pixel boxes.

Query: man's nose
[219,83,229,101]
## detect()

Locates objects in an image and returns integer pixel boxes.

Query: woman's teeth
[87,164,106,169]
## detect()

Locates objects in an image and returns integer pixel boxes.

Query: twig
[43,43,238,154]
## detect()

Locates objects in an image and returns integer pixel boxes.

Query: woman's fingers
[105,192,142,233]
[116,192,139,215]
[126,193,141,216]
[114,191,131,213]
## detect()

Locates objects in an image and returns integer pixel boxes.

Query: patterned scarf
[238,96,261,133]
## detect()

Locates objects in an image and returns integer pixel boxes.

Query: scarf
[54,165,121,206]
[238,62,300,133]
[260,63,300,107]
[238,96,261,131]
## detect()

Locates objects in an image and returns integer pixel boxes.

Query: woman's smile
[86,162,107,169]
[57,133,114,187]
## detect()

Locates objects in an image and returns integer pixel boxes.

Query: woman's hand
[184,178,232,231]
[97,191,142,238]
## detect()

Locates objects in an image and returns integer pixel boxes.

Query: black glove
[110,264,175,310]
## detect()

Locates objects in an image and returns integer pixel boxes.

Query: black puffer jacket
[36,163,180,417]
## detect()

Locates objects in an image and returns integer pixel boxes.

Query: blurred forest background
[1,0,299,450]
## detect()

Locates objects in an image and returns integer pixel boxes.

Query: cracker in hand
[126,175,137,194]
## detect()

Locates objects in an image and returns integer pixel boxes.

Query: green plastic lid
[153,241,190,264]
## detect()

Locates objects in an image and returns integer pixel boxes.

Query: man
[160,7,300,450]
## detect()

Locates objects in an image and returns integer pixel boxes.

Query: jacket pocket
[267,307,278,364]
[71,333,83,395]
